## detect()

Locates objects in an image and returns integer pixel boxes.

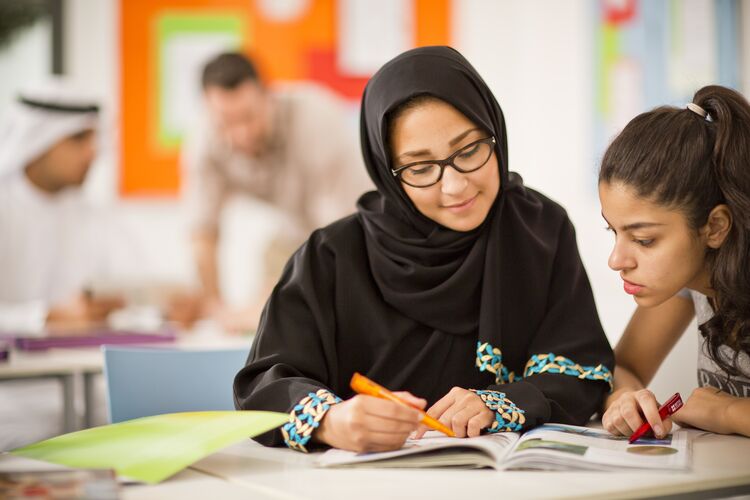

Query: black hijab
[357,46,521,336]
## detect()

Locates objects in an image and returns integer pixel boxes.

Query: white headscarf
[0,78,100,176]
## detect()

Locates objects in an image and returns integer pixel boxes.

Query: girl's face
[599,180,712,307]
[389,98,500,232]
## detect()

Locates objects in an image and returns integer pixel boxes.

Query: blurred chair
[102,346,250,423]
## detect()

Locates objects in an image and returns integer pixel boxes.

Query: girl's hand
[315,392,425,452]
[671,387,738,434]
[413,387,494,439]
[602,388,672,439]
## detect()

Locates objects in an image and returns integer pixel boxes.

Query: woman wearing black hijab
[234,46,613,453]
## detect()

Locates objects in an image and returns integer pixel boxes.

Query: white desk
[122,468,259,500]
[2,417,748,499]
[0,334,252,433]
[166,430,750,500]
[0,348,102,432]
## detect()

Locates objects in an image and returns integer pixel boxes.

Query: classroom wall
[66,0,196,287]
[454,0,701,402]
[6,0,745,401]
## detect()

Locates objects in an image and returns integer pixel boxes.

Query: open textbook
[317,423,691,471]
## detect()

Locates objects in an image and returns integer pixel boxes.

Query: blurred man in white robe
[0,79,124,333]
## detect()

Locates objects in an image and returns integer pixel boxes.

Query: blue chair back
[102,346,249,423]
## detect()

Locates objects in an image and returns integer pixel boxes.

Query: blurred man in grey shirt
[182,53,370,331]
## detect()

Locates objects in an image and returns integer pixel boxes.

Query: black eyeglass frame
[390,136,497,188]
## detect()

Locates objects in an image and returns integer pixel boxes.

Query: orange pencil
[350,372,456,437]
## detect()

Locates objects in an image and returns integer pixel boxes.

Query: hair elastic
[687,102,708,119]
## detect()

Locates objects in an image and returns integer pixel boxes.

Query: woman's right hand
[314,392,425,452]
[602,389,672,439]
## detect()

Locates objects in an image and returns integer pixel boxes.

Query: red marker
[628,392,683,444]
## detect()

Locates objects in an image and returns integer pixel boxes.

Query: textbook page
[502,423,690,471]
[316,431,520,469]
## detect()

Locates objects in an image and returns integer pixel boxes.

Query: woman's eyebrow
[397,127,483,162]
[601,213,664,231]
[622,222,665,231]
[448,127,482,147]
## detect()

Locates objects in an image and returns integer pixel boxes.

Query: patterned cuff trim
[476,341,517,385]
[281,389,342,453]
[524,353,613,391]
[471,389,526,433]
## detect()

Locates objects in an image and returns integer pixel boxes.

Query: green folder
[11,411,288,484]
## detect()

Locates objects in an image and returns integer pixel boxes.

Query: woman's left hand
[413,387,494,439]
[671,387,738,434]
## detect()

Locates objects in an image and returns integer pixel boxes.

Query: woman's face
[599,180,711,307]
[389,98,500,232]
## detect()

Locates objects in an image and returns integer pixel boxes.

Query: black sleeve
[487,216,614,429]
[233,231,341,449]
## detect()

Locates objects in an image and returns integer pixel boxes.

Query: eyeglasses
[391,136,496,188]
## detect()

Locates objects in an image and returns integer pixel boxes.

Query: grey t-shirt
[683,289,750,397]
[181,83,372,237]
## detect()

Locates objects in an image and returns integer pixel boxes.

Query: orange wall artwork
[120,0,451,197]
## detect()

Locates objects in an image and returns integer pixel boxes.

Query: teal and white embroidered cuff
[524,353,613,391]
[281,389,342,452]
[476,341,517,385]
[471,389,526,433]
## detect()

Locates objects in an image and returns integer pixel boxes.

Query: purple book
[12,329,177,351]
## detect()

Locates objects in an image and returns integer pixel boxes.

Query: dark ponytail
[693,86,750,377]
[599,85,750,378]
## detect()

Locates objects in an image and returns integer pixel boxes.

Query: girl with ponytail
[600,85,750,438]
